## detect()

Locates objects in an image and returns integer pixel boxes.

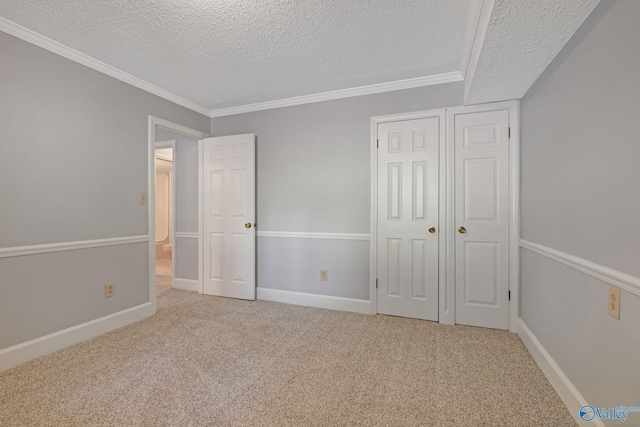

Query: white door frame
[369,101,520,331]
[370,109,448,321]
[147,116,209,309]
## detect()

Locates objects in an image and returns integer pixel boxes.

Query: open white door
[202,134,256,300]
[454,110,510,329]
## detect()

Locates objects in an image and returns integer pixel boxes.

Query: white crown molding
[520,239,640,298]
[257,231,370,241]
[463,0,495,102]
[210,72,464,118]
[460,0,484,79]
[0,235,149,259]
[2,16,466,120]
[0,17,211,117]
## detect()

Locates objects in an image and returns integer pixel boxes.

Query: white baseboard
[257,288,371,315]
[172,278,200,292]
[0,302,155,372]
[517,318,604,427]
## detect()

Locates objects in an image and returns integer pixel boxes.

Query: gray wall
[0,32,209,350]
[174,134,199,281]
[211,83,464,299]
[520,0,640,420]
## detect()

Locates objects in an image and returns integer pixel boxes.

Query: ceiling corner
[463,0,601,106]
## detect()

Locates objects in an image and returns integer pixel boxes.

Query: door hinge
[508,127,511,139]
[508,290,511,301]
[377,139,379,149]
[376,278,378,289]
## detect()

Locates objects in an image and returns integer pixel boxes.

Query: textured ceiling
[465,0,600,104]
[0,0,469,110]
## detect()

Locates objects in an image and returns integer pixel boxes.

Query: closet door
[377,116,440,321]
[454,110,510,330]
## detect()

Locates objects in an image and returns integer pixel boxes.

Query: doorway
[154,145,174,296]
[147,117,209,306]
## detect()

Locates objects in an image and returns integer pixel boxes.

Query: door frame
[369,101,520,331]
[147,116,209,308]
[369,109,448,320]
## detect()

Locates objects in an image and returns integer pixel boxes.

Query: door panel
[377,117,439,321]
[454,110,509,329]
[203,134,256,300]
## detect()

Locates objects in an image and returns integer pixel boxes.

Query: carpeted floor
[156,256,172,295]
[0,289,576,426]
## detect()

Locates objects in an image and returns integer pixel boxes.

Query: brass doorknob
[245,223,252,229]
[428,227,436,234]
[458,226,467,234]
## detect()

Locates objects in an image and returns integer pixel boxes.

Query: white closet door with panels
[202,134,256,300]
[372,103,517,330]
[377,117,440,321]
[453,110,510,330]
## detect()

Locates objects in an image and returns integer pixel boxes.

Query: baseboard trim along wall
[257,231,370,241]
[517,319,604,427]
[0,302,155,372]
[519,239,640,298]
[0,235,150,259]
[257,288,371,315]
[172,278,200,292]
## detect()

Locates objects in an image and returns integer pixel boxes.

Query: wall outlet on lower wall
[105,284,115,298]
[320,270,328,281]
[608,286,620,319]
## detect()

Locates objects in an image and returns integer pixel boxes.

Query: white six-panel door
[454,110,510,329]
[202,134,256,300]
[377,117,440,321]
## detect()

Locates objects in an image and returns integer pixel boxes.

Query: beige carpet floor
[156,256,172,295]
[0,289,576,426]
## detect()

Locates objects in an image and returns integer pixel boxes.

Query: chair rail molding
[0,235,149,259]
[175,232,199,239]
[520,239,640,298]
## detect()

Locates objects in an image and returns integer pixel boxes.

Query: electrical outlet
[320,270,328,281]
[105,284,115,298]
[139,192,147,204]
[608,286,620,319]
